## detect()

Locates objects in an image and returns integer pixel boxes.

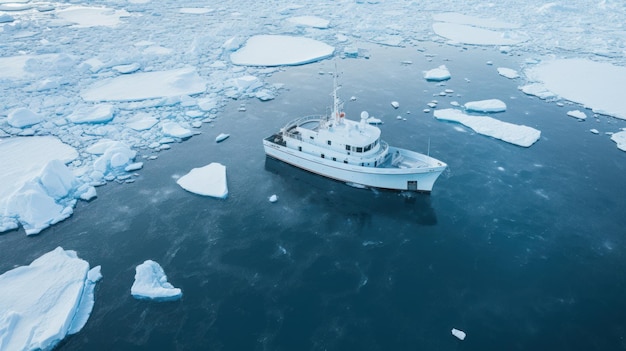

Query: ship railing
[282,115,329,141]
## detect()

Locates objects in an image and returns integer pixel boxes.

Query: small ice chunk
[215,133,230,143]
[112,63,140,74]
[424,65,451,81]
[590,129,599,134]
[391,101,400,109]
[497,67,519,79]
[451,328,466,340]
[269,194,278,203]
[131,260,182,301]
[67,104,115,124]
[124,162,143,172]
[566,110,587,120]
[161,121,193,139]
[464,99,507,113]
[176,163,228,198]
[7,108,44,128]
[126,112,158,131]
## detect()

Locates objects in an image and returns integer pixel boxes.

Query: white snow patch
[131,260,182,301]
[434,108,541,147]
[176,163,228,198]
[0,247,101,350]
[230,35,334,67]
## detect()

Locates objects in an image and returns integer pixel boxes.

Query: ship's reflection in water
[264,156,437,226]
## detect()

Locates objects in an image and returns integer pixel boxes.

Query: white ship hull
[263,139,446,192]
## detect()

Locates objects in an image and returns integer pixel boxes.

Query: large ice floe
[432,12,527,45]
[0,247,102,351]
[230,35,335,66]
[131,260,182,301]
[434,109,541,147]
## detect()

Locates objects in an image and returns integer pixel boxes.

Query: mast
[332,62,343,124]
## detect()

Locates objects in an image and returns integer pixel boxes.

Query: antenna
[427,137,431,156]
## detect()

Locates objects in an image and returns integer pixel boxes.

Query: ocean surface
[2,43,626,350]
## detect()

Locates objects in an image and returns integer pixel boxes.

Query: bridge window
[356,147,363,153]
[328,140,331,145]
[345,145,351,151]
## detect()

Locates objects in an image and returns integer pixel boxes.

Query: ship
[263,72,447,192]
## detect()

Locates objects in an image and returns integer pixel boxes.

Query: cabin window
[356,147,363,153]
[310,136,314,140]
[374,161,377,167]
[327,140,331,145]
[298,146,302,151]
[364,144,371,152]
[332,157,336,161]
[345,145,351,151]
[321,154,325,158]
[344,160,348,164]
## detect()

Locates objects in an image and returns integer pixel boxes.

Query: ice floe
[287,16,330,29]
[57,6,130,28]
[215,133,230,143]
[230,35,334,66]
[451,328,466,340]
[131,260,182,301]
[433,13,526,45]
[176,163,228,198]
[269,194,278,203]
[81,67,207,102]
[611,130,626,152]
[566,110,587,120]
[7,108,43,128]
[524,59,626,120]
[424,65,451,81]
[434,108,541,147]
[0,247,101,350]
[497,67,519,79]
[464,99,507,113]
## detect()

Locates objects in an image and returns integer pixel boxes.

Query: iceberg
[0,247,102,350]
[131,260,182,301]
[176,163,228,198]
[434,108,541,147]
[464,99,507,113]
[230,35,334,66]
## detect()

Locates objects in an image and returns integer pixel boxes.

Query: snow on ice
[434,108,541,147]
[497,67,519,79]
[567,110,587,120]
[131,260,182,301]
[464,99,507,113]
[176,163,228,198]
[0,247,102,350]
[230,35,335,66]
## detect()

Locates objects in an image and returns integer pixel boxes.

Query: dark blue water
[2,43,626,351]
